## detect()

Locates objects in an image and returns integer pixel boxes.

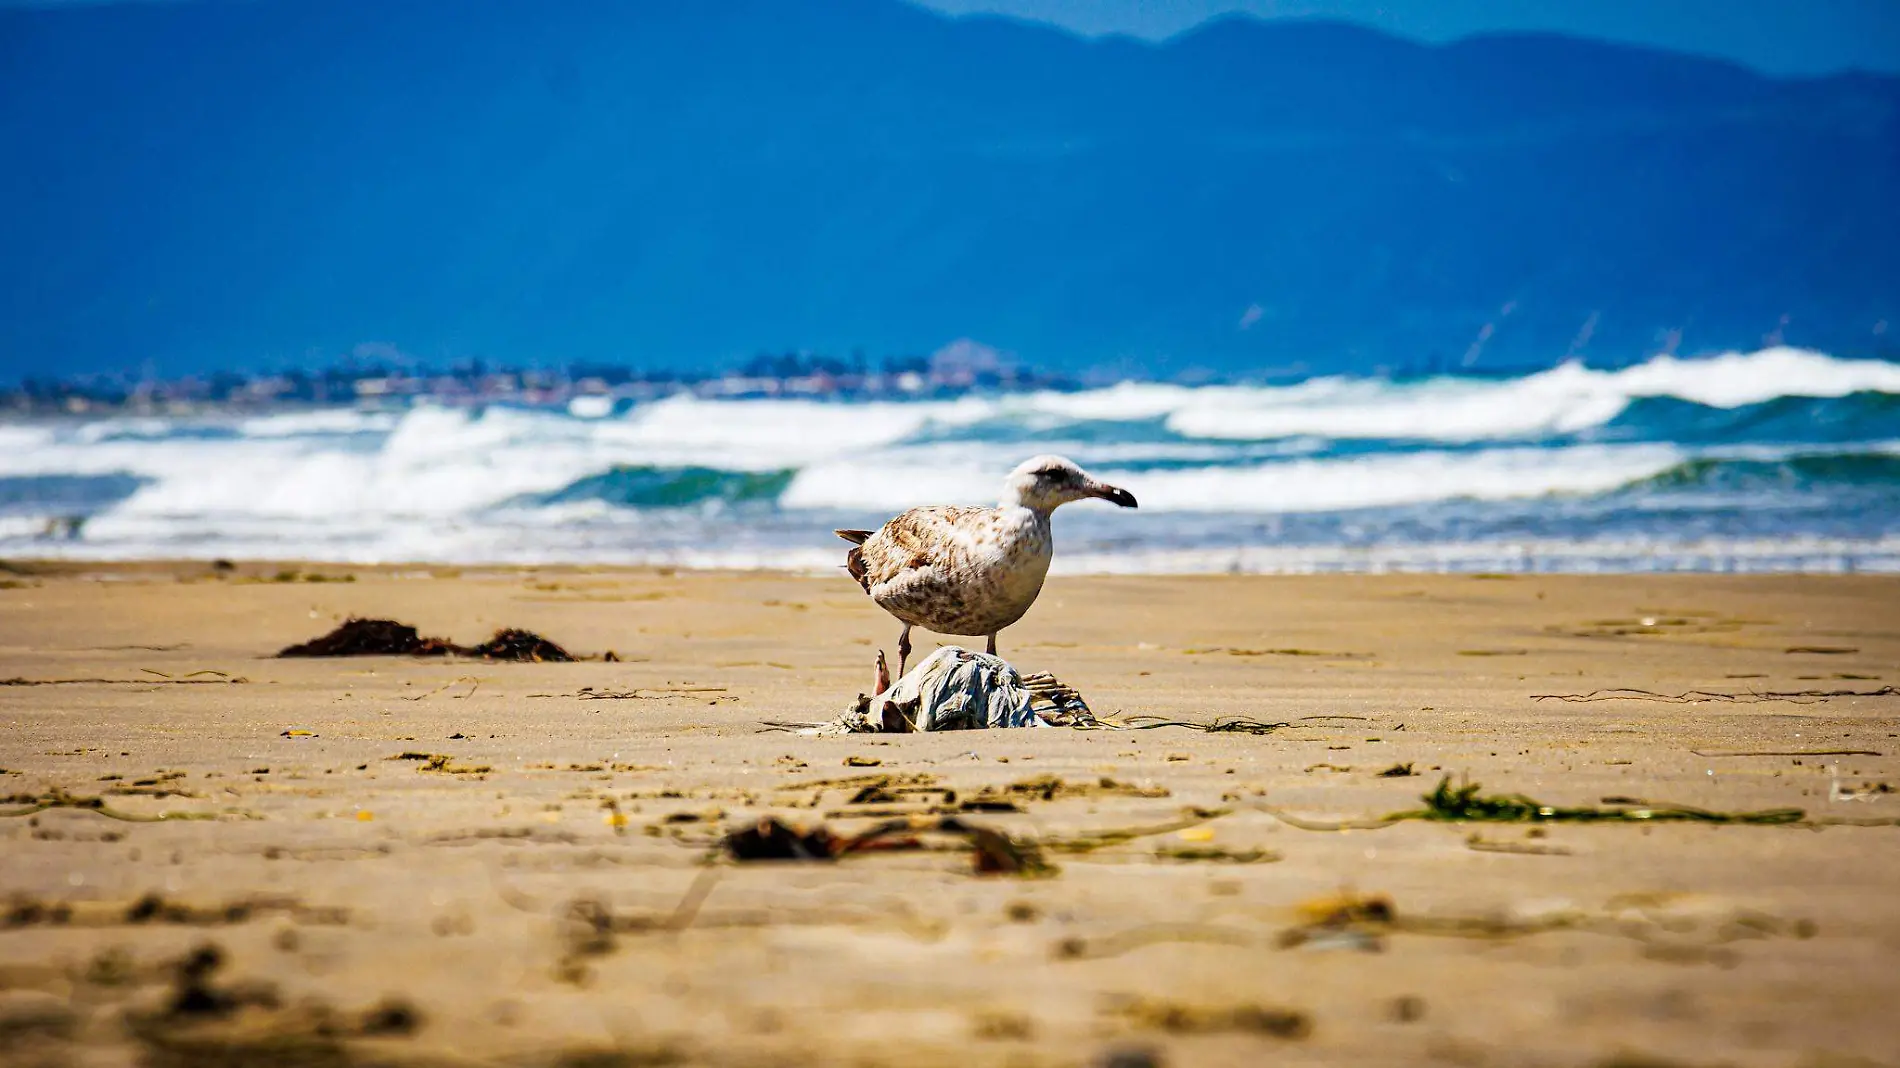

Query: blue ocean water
[2,348,1897,572]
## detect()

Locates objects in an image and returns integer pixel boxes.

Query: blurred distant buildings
[0,339,1074,417]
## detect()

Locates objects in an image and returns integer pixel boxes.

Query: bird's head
[1002,455,1138,514]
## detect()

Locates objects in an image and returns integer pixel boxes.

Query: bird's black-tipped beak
[1091,484,1138,509]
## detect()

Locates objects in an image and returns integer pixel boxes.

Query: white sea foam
[781,444,1683,513]
[1,347,1896,567]
[238,408,400,437]
[1162,348,1900,443]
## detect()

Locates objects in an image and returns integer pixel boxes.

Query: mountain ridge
[2,0,1896,380]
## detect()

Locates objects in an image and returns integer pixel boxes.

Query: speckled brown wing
[850,506,992,622]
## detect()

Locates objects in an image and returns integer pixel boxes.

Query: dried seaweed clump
[722,815,1051,876]
[278,618,575,661]
[277,619,453,657]
[1407,776,1804,825]
[464,628,575,662]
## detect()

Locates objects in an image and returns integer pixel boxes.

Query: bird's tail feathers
[834,528,873,545]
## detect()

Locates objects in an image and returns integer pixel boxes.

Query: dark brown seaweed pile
[277,618,576,661]
[463,628,575,662]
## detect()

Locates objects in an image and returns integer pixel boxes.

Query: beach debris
[2,673,247,686]
[1068,890,1820,964]
[720,815,1051,876]
[1278,892,1396,952]
[386,752,492,775]
[1108,995,1311,1039]
[1096,1049,1164,1068]
[565,685,729,700]
[1152,845,1280,863]
[0,787,224,822]
[161,943,280,1019]
[277,617,579,661]
[1094,715,1289,735]
[1555,611,1763,639]
[1378,762,1417,777]
[971,1009,1037,1041]
[106,775,199,799]
[767,647,1290,735]
[779,646,1098,733]
[278,619,457,657]
[1045,808,1230,855]
[1691,748,1881,757]
[1183,646,1367,658]
[254,568,356,583]
[2,892,344,930]
[1409,776,1804,824]
[1264,775,1816,831]
[464,628,575,662]
[1828,774,1893,803]
[114,941,424,1064]
[796,773,1180,819]
[1466,833,1573,856]
[723,818,841,861]
[399,676,481,701]
[1531,686,1897,704]
[987,774,1170,802]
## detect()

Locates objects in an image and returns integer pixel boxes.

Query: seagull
[835,455,1138,677]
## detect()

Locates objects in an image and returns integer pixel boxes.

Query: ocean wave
[526,464,796,508]
[1622,452,1900,495]
[238,408,402,438]
[1160,349,1900,443]
[11,348,1894,466]
[1,346,1896,569]
[0,472,149,515]
[1598,391,1900,445]
[783,444,1686,514]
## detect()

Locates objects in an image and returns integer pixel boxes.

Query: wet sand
[2,563,1897,1067]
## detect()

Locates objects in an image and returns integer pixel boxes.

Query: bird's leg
[896,625,912,679]
[986,633,998,656]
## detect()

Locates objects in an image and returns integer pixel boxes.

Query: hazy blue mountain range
[3,0,1897,381]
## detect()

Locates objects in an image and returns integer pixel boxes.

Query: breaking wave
[526,465,796,509]
[1622,452,1900,494]
[2,346,1897,570]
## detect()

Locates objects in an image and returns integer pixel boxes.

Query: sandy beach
[2,563,1897,1067]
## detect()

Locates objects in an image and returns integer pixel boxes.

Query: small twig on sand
[530,687,730,700]
[1044,809,1231,855]
[1098,715,1290,735]
[1691,748,1881,758]
[582,687,728,700]
[2,675,248,686]
[401,676,481,701]
[1532,687,1897,704]
[1054,922,1256,960]
[0,788,224,822]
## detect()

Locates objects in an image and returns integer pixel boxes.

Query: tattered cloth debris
[781,647,1099,735]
